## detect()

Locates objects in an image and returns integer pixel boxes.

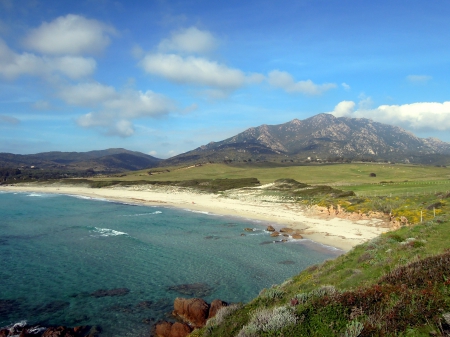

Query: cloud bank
[331,100,450,131]
[0,39,96,80]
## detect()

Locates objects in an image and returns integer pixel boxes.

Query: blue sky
[1,0,449,158]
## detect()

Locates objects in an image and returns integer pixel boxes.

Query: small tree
[370,173,376,177]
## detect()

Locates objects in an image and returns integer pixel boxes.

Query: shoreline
[0,183,392,251]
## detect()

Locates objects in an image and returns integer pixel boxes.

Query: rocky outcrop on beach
[0,322,100,337]
[154,297,228,337]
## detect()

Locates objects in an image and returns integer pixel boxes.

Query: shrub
[344,320,364,337]
[259,286,284,300]
[210,303,242,326]
[237,306,297,336]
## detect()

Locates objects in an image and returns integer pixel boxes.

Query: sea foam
[91,227,128,237]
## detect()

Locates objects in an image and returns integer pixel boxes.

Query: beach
[0,183,391,251]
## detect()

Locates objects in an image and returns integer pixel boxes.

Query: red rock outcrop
[208,299,227,319]
[173,298,210,328]
[154,322,191,337]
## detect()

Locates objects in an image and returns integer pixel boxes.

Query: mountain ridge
[163,113,450,166]
[0,148,162,173]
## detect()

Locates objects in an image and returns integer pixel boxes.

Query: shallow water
[0,192,339,336]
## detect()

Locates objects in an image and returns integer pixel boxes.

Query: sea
[0,191,341,336]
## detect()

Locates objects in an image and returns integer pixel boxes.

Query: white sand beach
[0,183,392,251]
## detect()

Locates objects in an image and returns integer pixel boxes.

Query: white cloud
[109,120,134,137]
[331,101,355,117]
[0,39,96,80]
[23,14,116,55]
[0,115,20,124]
[406,75,432,83]
[158,27,217,54]
[330,100,450,131]
[32,100,52,110]
[140,53,247,89]
[342,82,351,91]
[148,150,158,156]
[71,84,176,137]
[268,70,336,95]
[59,82,117,106]
[51,56,96,78]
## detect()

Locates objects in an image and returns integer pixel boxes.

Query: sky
[0,0,449,158]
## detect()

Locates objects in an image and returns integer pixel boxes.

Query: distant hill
[162,114,450,166]
[0,148,162,173]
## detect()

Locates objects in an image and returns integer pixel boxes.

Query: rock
[244,227,254,232]
[154,322,191,337]
[270,231,280,237]
[279,227,294,233]
[282,234,289,237]
[170,323,191,337]
[292,233,303,239]
[173,298,210,328]
[42,326,75,337]
[155,321,172,337]
[0,330,8,337]
[266,225,275,232]
[90,288,129,298]
[208,299,228,319]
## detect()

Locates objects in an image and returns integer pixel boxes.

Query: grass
[99,162,450,186]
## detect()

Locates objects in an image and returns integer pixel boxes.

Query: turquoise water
[0,191,340,336]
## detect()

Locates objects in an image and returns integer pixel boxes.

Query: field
[100,162,450,196]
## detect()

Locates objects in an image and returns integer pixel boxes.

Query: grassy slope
[104,162,450,186]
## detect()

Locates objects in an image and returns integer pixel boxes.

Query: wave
[1,321,46,335]
[67,194,108,202]
[91,227,128,237]
[120,211,162,217]
[183,209,224,216]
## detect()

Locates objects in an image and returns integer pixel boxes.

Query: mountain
[0,148,162,172]
[163,114,450,166]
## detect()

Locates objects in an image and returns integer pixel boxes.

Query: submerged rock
[90,288,130,298]
[167,283,213,297]
[278,260,296,265]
